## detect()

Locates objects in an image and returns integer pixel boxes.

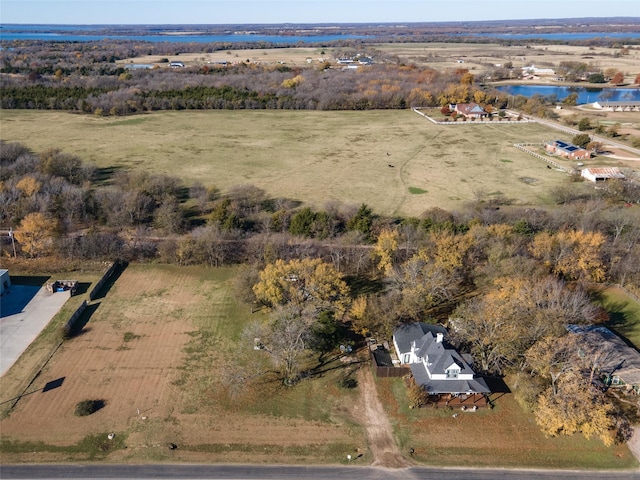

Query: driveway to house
[353,364,413,468]
[0,286,69,377]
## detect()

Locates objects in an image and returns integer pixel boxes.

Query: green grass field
[1,109,579,216]
[600,286,640,348]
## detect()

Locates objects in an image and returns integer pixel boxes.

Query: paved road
[1,464,638,480]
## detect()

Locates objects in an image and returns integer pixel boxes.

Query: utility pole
[0,227,17,257]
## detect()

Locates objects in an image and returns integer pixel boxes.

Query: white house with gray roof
[393,322,490,399]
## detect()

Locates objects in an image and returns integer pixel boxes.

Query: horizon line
[2,17,640,27]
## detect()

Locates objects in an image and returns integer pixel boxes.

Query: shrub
[74,399,105,416]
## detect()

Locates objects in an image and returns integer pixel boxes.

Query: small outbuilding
[581,167,625,183]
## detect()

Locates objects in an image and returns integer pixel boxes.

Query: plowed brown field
[1,265,365,464]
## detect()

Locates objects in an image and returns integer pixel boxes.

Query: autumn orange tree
[535,370,615,446]
[610,71,624,85]
[529,229,606,282]
[15,212,59,258]
[253,258,350,317]
[451,275,598,374]
[373,228,399,276]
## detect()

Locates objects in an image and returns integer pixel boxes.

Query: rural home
[568,325,640,394]
[393,323,490,407]
[581,167,625,183]
[545,140,592,160]
[450,102,488,119]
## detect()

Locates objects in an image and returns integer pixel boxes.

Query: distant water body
[0,25,367,43]
[1,25,639,42]
[496,85,640,104]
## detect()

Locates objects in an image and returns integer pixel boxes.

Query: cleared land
[0,265,366,464]
[1,109,618,216]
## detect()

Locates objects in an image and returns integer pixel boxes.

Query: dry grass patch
[376,376,637,469]
[1,109,577,216]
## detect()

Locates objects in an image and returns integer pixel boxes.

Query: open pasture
[1,109,584,216]
[0,265,365,463]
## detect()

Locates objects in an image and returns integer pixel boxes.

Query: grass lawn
[1,109,583,216]
[376,376,637,470]
[598,285,640,349]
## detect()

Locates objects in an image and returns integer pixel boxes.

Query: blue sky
[1,0,639,25]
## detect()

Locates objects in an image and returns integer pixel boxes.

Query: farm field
[0,109,605,216]
[118,43,640,84]
[0,264,366,464]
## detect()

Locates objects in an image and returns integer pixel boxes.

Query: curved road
[1,464,639,480]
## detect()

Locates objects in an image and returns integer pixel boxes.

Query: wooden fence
[63,300,88,334]
[513,143,578,174]
[88,261,120,301]
[369,349,410,378]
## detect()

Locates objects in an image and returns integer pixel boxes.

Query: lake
[0,31,368,44]
[2,24,639,43]
[495,85,640,104]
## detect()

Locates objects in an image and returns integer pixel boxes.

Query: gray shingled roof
[393,322,447,354]
[410,363,491,394]
[568,324,640,387]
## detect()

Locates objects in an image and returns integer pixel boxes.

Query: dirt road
[355,365,413,468]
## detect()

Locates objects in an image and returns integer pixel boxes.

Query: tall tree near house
[391,250,462,320]
[572,133,591,148]
[373,228,399,276]
[252,257,350,317]
[525,335,580,395]
[534,370,615,446]
[247,304,314,385]
[530,229,606,282]
[14,212,59,257]
[451,275,598,374]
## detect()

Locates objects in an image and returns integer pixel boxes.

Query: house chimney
[436,332,444,343]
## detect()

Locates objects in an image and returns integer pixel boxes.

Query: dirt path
[355,365,413,468]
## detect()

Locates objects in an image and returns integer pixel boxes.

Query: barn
[581,167,625,183]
